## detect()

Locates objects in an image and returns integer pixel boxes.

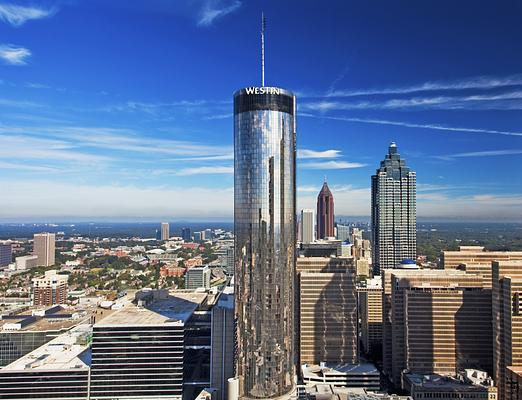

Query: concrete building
[357,277,383,355]
[32,270,68,306]
[506,366,522,400]
[90,290,207,400]
[186,266,211,289]
[297,257,357,365]
[301,209,315,244]
[211,286,235,400]
[301,240,343,258]
[403,370,497,400]
[302,385,411,400]
[0,242,12,267]
[371,142,416,275]
[33,232,55,267]
[382,268,492,387]
[301,363,380,391]
[15,254,38,270]
[492,261,522,400]
[161,222,170,241]
[0,324,92,399]
[336,224,350,242]
[317,181,335,240]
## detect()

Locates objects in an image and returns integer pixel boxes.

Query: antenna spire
[261,12,265,87]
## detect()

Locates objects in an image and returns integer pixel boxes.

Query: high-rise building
[382,268,492,387]
[336,224,350,242]
[297,257,358,365]
[0,242,12,267]
[160,222,170,241]
[234,82,297,398]
[181,227,192,242]
[301,209,314,244]
[371,142,416,275]
[492,260,522,400]
[226,247,234,275]
[194,231,202,241]
[33,233,55,267]
[317,181,334,239]
[186,266,211,289]
[358,277,383,355]
[32,270,68,306]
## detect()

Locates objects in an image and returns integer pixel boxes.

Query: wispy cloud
[300,160,367,170]
[197,0,241,27]
[0,44,31,65]
[298,149,341,159]
[0,3,56,27]
[174,166,233,176]
[325,74,522,98]
[301,114,522,137]
[0,161,59,172]
[435,149,522,160]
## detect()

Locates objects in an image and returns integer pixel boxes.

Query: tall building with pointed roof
[371,142,416,275]
[317,181,335,239]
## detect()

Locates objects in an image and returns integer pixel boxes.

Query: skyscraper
[160,222,169,241]
[371,142,416,274]
[32,269,68,306]
[234,58,296,400]
[33,233,55,267]
[0,243,12,267]
[300,209,314,244]
[181,227,192,242]
[316,181,334,239]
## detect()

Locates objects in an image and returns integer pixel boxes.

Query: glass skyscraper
[371,142,416,275]
[234,86,296,399]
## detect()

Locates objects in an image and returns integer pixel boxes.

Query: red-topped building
[316,181,335,239]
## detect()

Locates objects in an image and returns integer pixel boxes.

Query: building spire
[261,12,265,87]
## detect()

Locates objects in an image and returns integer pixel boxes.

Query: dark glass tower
[316,181,334,239]
[234,86,296,399]
[371,142,416,275]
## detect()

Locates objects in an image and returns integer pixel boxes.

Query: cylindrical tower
[234,86,296,399]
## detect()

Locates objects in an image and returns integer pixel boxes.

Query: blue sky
[0,0,521,221]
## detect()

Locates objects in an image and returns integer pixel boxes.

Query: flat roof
[95,291,207,327]
[302,363,379,377]
[1,324,91,371]
[404,373,492,391]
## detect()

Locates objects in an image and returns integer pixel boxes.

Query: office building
[182,227,192,242]
[15,254,38,270]
[300,239,343,258]
[32,270,68,306]
[194,231,203,241]
[371,143,416,275]
[336,224,350,242]
[226,247,234,274]
[211,286,235,400]
[161,222,170,241]
[317,181,335,239]
[302,385,411,400]
[492,261,522,400]
[301,209,315,244]
[205,229,213,240]
[234,82,297,398]
[357,277,383,355]
[33,232,56,267]
[186,265,211,289]
[297,257,357,365]
[0,324,92,399]
[0,242,12,267]
[382,268,492,387]
[506,367,522,400]
[403,370,497,400]
[301,363,380,391]
[90,290,207,400]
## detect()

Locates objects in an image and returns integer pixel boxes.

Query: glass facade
[234,87,296,399]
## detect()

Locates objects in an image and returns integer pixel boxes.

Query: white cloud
[298,149,341,159]
[0,3,56,27]
[0,44,31,65]
[435,149,522,160]
[175,166,233,176]
[0,161,59,172]
[300,161,367,170]
[197,0,241,27]
[302,114,522,137]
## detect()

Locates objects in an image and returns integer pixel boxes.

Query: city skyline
[0,0,521,221]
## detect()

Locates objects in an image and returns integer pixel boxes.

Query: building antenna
[261,12,266,87]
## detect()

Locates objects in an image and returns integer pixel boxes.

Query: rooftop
[404,372,495,392]
[1,324,91,371]
[95,290,207,327]
[302,363,379,378]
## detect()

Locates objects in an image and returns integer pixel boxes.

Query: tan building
[32,270,68,306]
[358,277,383,355]
[442,246,522,270]
[383,268,492,387]
[160,222,170,241]
[506,366,522,400]
[297,257,358,365]
[493,261,522,400]
[33,233,55,267]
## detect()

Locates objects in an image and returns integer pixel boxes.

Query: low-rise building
[302,363,380,391]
